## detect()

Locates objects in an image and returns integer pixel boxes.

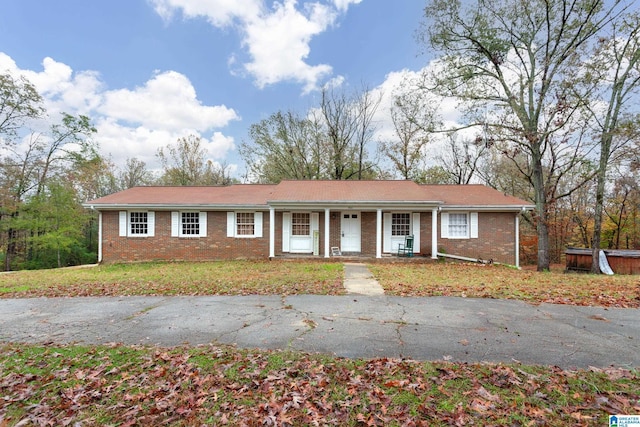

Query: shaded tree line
[0,73,233,270]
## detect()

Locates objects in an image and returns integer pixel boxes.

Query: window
[391,213,411,236]
[236,212,255,236]
[292,212,310,236]
[181,212,200,235]
[448,213,468,238]
[129,212,148,235]
[227,211,262,238]
[171,211,206,237]
[119,211,154,237]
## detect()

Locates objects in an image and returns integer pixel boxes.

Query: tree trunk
[532,154,550,271]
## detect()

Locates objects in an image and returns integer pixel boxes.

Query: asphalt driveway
[1,295,638,369]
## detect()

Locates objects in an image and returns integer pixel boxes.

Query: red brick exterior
[437,212,517,265]
[101,209,519,265]
[101,210,270,263]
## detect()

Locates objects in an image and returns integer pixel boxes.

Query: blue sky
[0,1,431,178]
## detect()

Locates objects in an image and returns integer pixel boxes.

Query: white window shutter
[119,211,127,237]
[147,212,155,237]
[311,212,319,233]
[199,212,207,237]
[227,212,235,237]
[412,213,420,253]
[171,212,179,237]
[255,212,263,238]
[441,212,449,238]
[383,213,392,253]
[282,212,291,252]
[470,212,478,238]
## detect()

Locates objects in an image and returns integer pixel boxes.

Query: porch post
[324,208,330,258]
[515,213,520,268]
[98,211,103,263]
[269,207,275,258]
[431,208,438,259]
[376,209,382,258]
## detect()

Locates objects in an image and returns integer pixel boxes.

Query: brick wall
[437,212,516,265]
[101,209,518,264]
[101,210,270,263]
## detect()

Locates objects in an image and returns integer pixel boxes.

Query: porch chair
[397,235,414,257]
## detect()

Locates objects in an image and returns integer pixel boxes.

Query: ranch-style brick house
[84,180,534,266]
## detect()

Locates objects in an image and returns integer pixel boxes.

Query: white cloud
[149,0,357,92]
[0,53,239,171]
[100,71,238,131]
[243,1,335,92]
[150,0,262,27]
[332,0,362,12]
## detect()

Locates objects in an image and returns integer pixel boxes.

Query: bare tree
[119,157,155,189]
[320,85,381,180]
[582,12,640,272]
[240,111,325,183]
[157,135,233,186]
[420,0,626,270]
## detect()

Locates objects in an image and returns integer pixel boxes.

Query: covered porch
[267,204,440,260]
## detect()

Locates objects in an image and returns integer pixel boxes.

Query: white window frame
[448,212,469,238]
[171,211,207,238]
[227,211,263,238]
[292,212,311,236]
[119,211,154,237]
[441,212,478,239]
[391,213,411,237]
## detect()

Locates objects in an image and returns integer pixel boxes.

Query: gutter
[81,203,269,211]
[441,205,535,212]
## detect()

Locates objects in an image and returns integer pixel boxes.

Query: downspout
[91,207,102,263]
[269,208,275,258]
[515,211,520,269]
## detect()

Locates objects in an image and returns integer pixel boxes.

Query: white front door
[341,212,361,252]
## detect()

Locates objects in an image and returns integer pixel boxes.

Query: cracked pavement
[0,295,638,369]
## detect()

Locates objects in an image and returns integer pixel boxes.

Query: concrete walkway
[343,263,385,295]
[0,295,638,369]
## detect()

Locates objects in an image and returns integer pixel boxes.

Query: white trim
[376,209,382,258]
[269,208,275,258]
[515,213,520,268]
[98,212,103,263]
[470,212,478,239]
[119,211,127,237]
[383,212,392,253]
[172,211,206,238]
[199,212,208,237]
[441,212,449,238]
[147,212,155,237]
[412,212,420,253]
[120,211,154,237]
[227,211,263,238]
[282,212,291,252]
[431,208,438,259]
[255,212,263,238]
[324,209,330,258]
[227,212,235,237]
[171,212,179,237]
